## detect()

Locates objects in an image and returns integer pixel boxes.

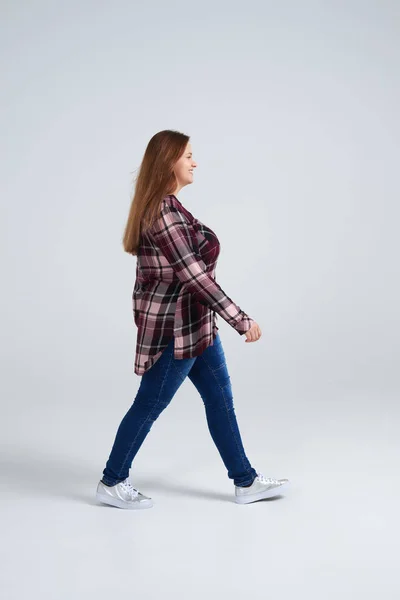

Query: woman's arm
[151,203,254,335]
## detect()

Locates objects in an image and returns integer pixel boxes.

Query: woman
[95,130,289,509]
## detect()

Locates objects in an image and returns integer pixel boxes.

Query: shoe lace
[257,471,278,485]
[120,479,139,497]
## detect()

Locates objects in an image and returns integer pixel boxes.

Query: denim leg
[101,338,196,486]
[187,333,257,487]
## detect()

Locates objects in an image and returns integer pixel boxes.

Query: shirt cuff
[233,311,255,335]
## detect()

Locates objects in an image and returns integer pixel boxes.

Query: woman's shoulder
[161,194,182,209]
[161,194,194,222]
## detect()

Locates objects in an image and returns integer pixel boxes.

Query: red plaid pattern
[132,194,254,375]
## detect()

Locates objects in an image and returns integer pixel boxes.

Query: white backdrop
[1,1,398,598]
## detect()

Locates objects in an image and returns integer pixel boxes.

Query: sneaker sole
[235,481,290,504]
[96,492,154,509]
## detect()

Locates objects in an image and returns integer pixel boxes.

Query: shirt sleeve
[151,203,254,335]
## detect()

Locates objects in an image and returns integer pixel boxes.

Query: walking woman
[95,130,289,509]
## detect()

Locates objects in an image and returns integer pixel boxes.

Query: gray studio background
[1,1,399,598]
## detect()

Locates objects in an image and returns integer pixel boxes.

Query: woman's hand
[244,321,262,343]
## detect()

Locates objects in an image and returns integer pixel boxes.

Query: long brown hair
[122,129,190,255]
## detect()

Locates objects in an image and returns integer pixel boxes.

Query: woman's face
[173,142,197,189]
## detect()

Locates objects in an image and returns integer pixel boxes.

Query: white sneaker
[96,478,154,509]
[235,471,289,504]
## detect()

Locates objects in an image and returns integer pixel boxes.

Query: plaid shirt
[132,194,254,375]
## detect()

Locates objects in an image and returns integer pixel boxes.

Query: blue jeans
[101,333,257,487]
